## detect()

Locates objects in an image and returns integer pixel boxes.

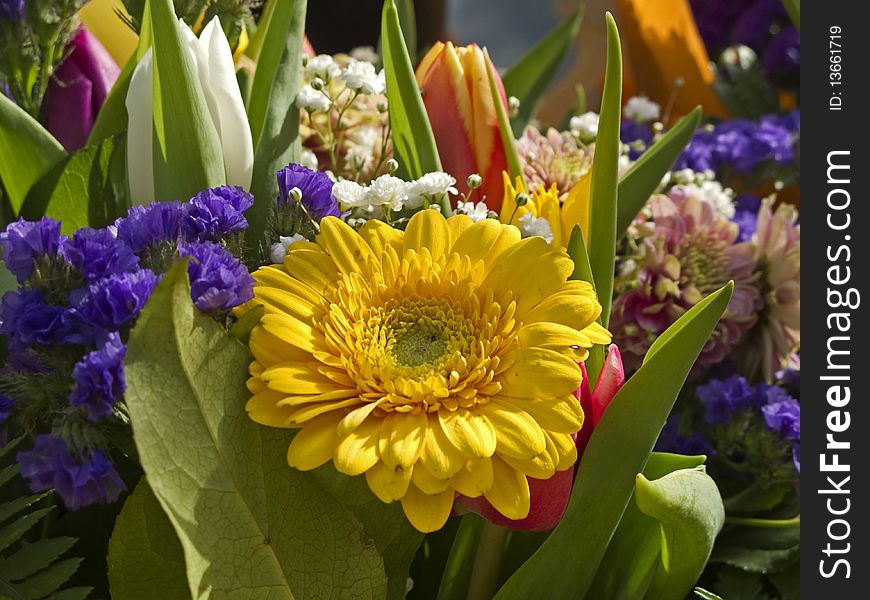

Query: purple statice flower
[762,395,800,441]
[696,374,757,425]
[180,186,253,242]
[689,0,755,57]
[77,269,160,329]
[620,120,654,160]
[731,0,787,52]
[776,353,800,397]
[0,0,24,21]
[276,163,340,221]
[732,194,761,242]
[0,217,65,284]
[763,26,800,83]
[0,288,65,349]
[115,202,183,252]
[178,242,254,313]
[655,415,715,456]
[17,435,126,510]
[61,227,139,280]
[69,332,126,421]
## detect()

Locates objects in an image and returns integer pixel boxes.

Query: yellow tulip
[78,0,138,66]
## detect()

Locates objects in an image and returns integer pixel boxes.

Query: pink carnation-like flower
[517,126,594,199]
[611,192,761,376]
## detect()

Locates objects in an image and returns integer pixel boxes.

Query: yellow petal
[560,170,592,244]
[246,388,294,428]
[252,265,326,306]
[250,325,312,367]
[447,214,473,242]
[285,397,360,425]
[286,413,341,471]
[337,399,385,436]
[261,363,347,395]
[403,209,451,259]
[502,446,557,480]
[400,483,455,533]
[283,248,339,297]
[379,411,427,470]
[518,322,596,354]
[547,431,579,471]
[365,460,413,503]
[438,407,497,459]
[479,402,546,460]
[334,417,381,475]
[420,414,467,478]
[451,217,520,268]
[318,216,375,276]
[358,219,404,256]
[484,456,530,521]
[411,462,451,495]
[499,395,584,435]
[253,287,318,320]
[260,313,323,354]
[501,348,582,399]
[524,281,601,329]
[449,457,493,498]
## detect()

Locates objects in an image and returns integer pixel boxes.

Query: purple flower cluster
[0,0,24,21]
[276,163,340,221]
[1,185,255,509]
[676,112,800,176]
[17,435,126,510]
[620,121,654,161]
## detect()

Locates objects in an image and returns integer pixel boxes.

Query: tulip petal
[125,48,155,204]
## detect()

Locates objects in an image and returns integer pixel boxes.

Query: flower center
[393,323,448,367]
[680,238,729,293]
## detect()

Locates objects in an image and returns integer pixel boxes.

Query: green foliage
[87,56,136,146]
[245,0,308,253]
[493,282,733,600]
[617,107,702,240]
[585,13,621,328]
[782,0,800,29]
[485,48,525,191]
[0,95,67,216]
[19,135,129,234]
[381,0,442,182]
[712,47,779,120]
[502,7,584,136]
[565,225,603,387]
[123,261,423,598]
[0,440,91,600]
[395,0,417,64]
[108,479,189,599]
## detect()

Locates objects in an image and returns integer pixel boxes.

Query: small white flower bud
[466,173,482,190]
[386,158,399,174]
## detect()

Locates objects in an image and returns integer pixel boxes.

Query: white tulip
[126,16,253,203]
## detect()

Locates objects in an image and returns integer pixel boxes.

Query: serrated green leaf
[710,544,799,574]
[382,0,442,182]
[484,48,525,190]
[0,493,49,526]
[586,13,621,328]
[503,7,584,136]
[617,107,702,239]
[713,566,765,599]
[0,95,67,215]
[108,479,189,600]
[494,282,733,600]
[0,537,77,581]
[0,508,53,554]
[150,0,225,201]
[124,261,422,598]
[0,464,20,490]
[0,438,24,463]
[637,466,725,600]
[20,135,129,234]
[245,0,307,251]
[16,558,82,598]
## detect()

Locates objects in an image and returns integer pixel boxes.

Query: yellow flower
[239,209,610,532]
[499,172,592,248]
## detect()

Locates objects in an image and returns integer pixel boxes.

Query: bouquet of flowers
[0,1,799,599]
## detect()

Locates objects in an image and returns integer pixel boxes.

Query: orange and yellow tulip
[416,42,510,211]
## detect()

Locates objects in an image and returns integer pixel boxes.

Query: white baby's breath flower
[406,172,458,208]
[297,85,331,111]
[305,54,341,81]
[570,112,600,142]
[674,181,736,219]
[624,96,661,123]
[332,179,370,208]
[345,145,374,172]
[342,60,386,95]
[368,174,408,211]
[299,148,319,171]
[271,234,307,263]
[456,200,490,222]
[518,213,555,244]
[350,46,380,64]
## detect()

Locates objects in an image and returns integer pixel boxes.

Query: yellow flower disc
[239,209,611,532]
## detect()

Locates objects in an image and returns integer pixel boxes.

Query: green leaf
[124,261,422,598]
[0,262,15,299]
[395,0,417,63]
[0,493,48,526]
[0,508,53,554]
[0,95,67,215]
[108,479,189,600]
[20,135,129,234]
[88,55,136,145]
[493,282,733,600]
[47,587,93,600]
[435,514,485,600]
[502,7,584,136]
[585,13,621,328]
[694,588,725,600]
[484,48,525,190]
[566,225,603,386]
[637,466,725,600]
[617,107,702,239]
[150,0,225,201]
[229,304,265,343]
[382,0,442,181]
[782,0,800,29]
[245,0,307,252]
[16,558,82,598]
[0,537,76,581]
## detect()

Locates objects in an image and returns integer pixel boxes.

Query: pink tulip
[460,345,625,531]
[415,42,510,211]
[41,26,120,152]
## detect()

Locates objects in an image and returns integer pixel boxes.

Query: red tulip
[415,42,510,211]
[460,345,625,531]
[40,26,120,152]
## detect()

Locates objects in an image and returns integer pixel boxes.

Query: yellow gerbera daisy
[238,209,610,532]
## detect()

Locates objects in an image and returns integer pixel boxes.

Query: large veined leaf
[503,7,584,136]
[124,261,422,599]
[245,0,307,252]
[616,107,702,240]
[149,0,225,201]
[493,282,733,600]
[585,13,622,327]
[0,95,67,215]
[381,0,442,181]
[108,479,189,599]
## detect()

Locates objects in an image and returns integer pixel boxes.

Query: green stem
[725,514,800,528]
[466,520,509,600]
[436,514,485,600]
[35,34,60,117]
